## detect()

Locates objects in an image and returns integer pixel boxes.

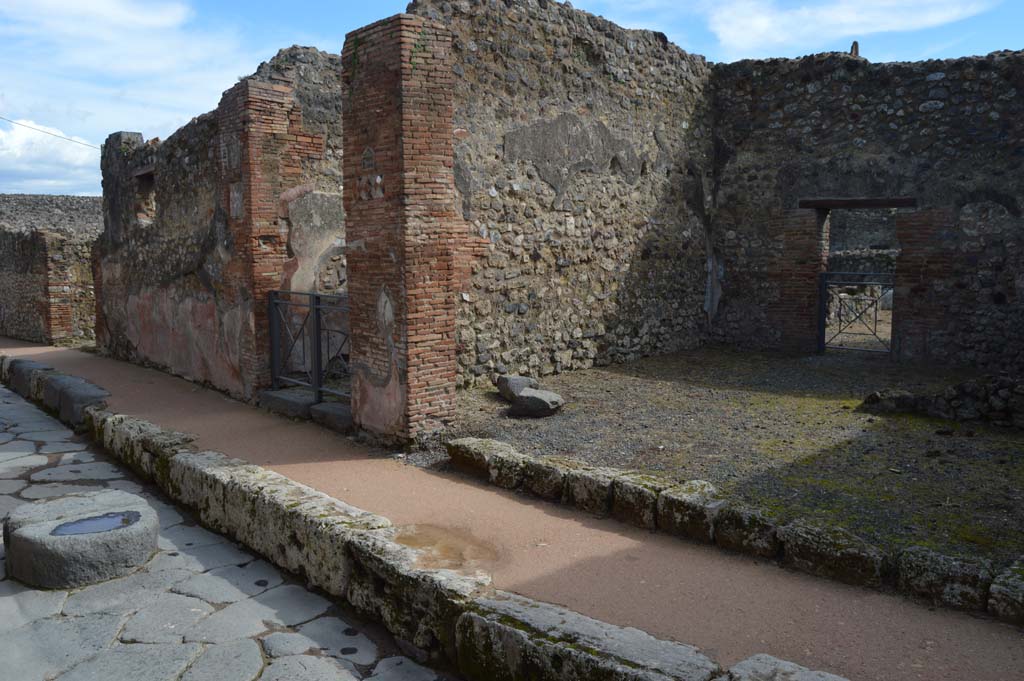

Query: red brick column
[892,208,957,363]
[342,15,462,442]
[767,208,830,352]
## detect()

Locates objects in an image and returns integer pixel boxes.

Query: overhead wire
[0,115,100,150]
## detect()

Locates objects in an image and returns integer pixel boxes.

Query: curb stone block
[346,530,490,663]
[446,438,528,489]
[989,559,1024,624]
[167,451,250,533]
[563,466,620,517]
[657,481,725,543]
[714,505,782,559]
[8,359,53,398]
[898,546,993,611]
[613,473,677,530]
[0,354,9,382]
[716,654,849,681]
[457,592,721,681]
[522,457,572,501]
[778,522,890,588]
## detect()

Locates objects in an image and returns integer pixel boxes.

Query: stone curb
[0,356,852,681]
[445,437,1024,626]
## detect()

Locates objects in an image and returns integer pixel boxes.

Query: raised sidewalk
[1,338,1021,681]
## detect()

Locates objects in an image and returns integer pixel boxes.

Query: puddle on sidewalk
[394,524,498,572]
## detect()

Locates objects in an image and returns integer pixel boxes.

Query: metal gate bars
[268,290,351,401]
[817,272,895,353]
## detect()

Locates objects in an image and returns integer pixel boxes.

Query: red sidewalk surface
[2,338,1021,681]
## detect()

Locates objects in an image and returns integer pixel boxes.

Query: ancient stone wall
[0,195,101,344]
[711,51,1024,367]
[97,48,345,399]
[409,0,715,385]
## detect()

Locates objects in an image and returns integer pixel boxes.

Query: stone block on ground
[522,457,572,501]
[657,480,725,544]
[717,654,849,681]
[4,489,159,589]
[446,437,528,489]
[457,591,720,681]
[508,388,564,418]
[714,505,782,559]
[612,473,676,530]
[563,466,620,517]
[8,359,53,399]
[496,375,539,402]
[989,559,1024,624]
[40,373,110,427]
[777,522,890,588]
[259,388,318,420]
[311,402,355,434]
[897,546,993,611]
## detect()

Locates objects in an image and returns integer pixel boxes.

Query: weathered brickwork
[342,15,467,441]
[0,195,101,344]
[97,48,345,399]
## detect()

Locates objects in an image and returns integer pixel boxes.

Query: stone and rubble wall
[97,48,345,399]
[711,51,1024,368]
[409,0,716,385]
[0,195,101,344]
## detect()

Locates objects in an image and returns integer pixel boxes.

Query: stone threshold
[0,354,850,681]
[446,438,1024,627]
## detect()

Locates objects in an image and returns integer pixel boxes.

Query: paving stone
[718,654,849,681]
[63,568,194,616]
[173,560,283,604]
[0,613,124,681]
[186,584,332,643]
[121,592,215,643]
[58,642,203,681]
[147,542,255,573]
[263,615,378,666]
[0,432,13,444]
[106,479,145,494]
[159,523,228,551]
[20,483,106,499]
[0,580,68,633]
[20,429,75,443]
[368,656,440,681]
[261,655,360,681]
[182,639,265,681]
[0,492,26,516]
[0,454,48,477]
[47,444,91,457]
[0,439,38,459]
[10,420,64,434]
[30,461,125,482]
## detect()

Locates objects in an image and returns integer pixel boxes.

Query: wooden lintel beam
[798,197,918,210]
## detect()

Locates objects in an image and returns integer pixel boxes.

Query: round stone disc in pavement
[4,490,159,589]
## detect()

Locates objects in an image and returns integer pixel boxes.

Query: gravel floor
[0,386,451,681]
[455,347,1024,564]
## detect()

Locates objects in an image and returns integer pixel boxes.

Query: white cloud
[0,120,100,195]
[0,0,268,194]
[704,0,997,58]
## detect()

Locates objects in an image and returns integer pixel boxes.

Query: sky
[0,0,1020,196]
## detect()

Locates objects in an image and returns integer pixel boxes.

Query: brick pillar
[892,208,957,363]
[767,208,829,352]
[342,15,462,442]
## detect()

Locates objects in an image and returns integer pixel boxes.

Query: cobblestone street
[0,385,446,681]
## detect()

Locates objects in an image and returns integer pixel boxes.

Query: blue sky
[1,0,1020,196]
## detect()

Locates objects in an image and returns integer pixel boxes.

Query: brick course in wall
[342,14,469,442]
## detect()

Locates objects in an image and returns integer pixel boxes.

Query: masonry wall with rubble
[409,0,716,384]
[97,48,346,399]
[0,195,101,344]
[710,51,1024,372]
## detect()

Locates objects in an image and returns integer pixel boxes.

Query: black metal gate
[817,272,894,353]
[268,290,351,401]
